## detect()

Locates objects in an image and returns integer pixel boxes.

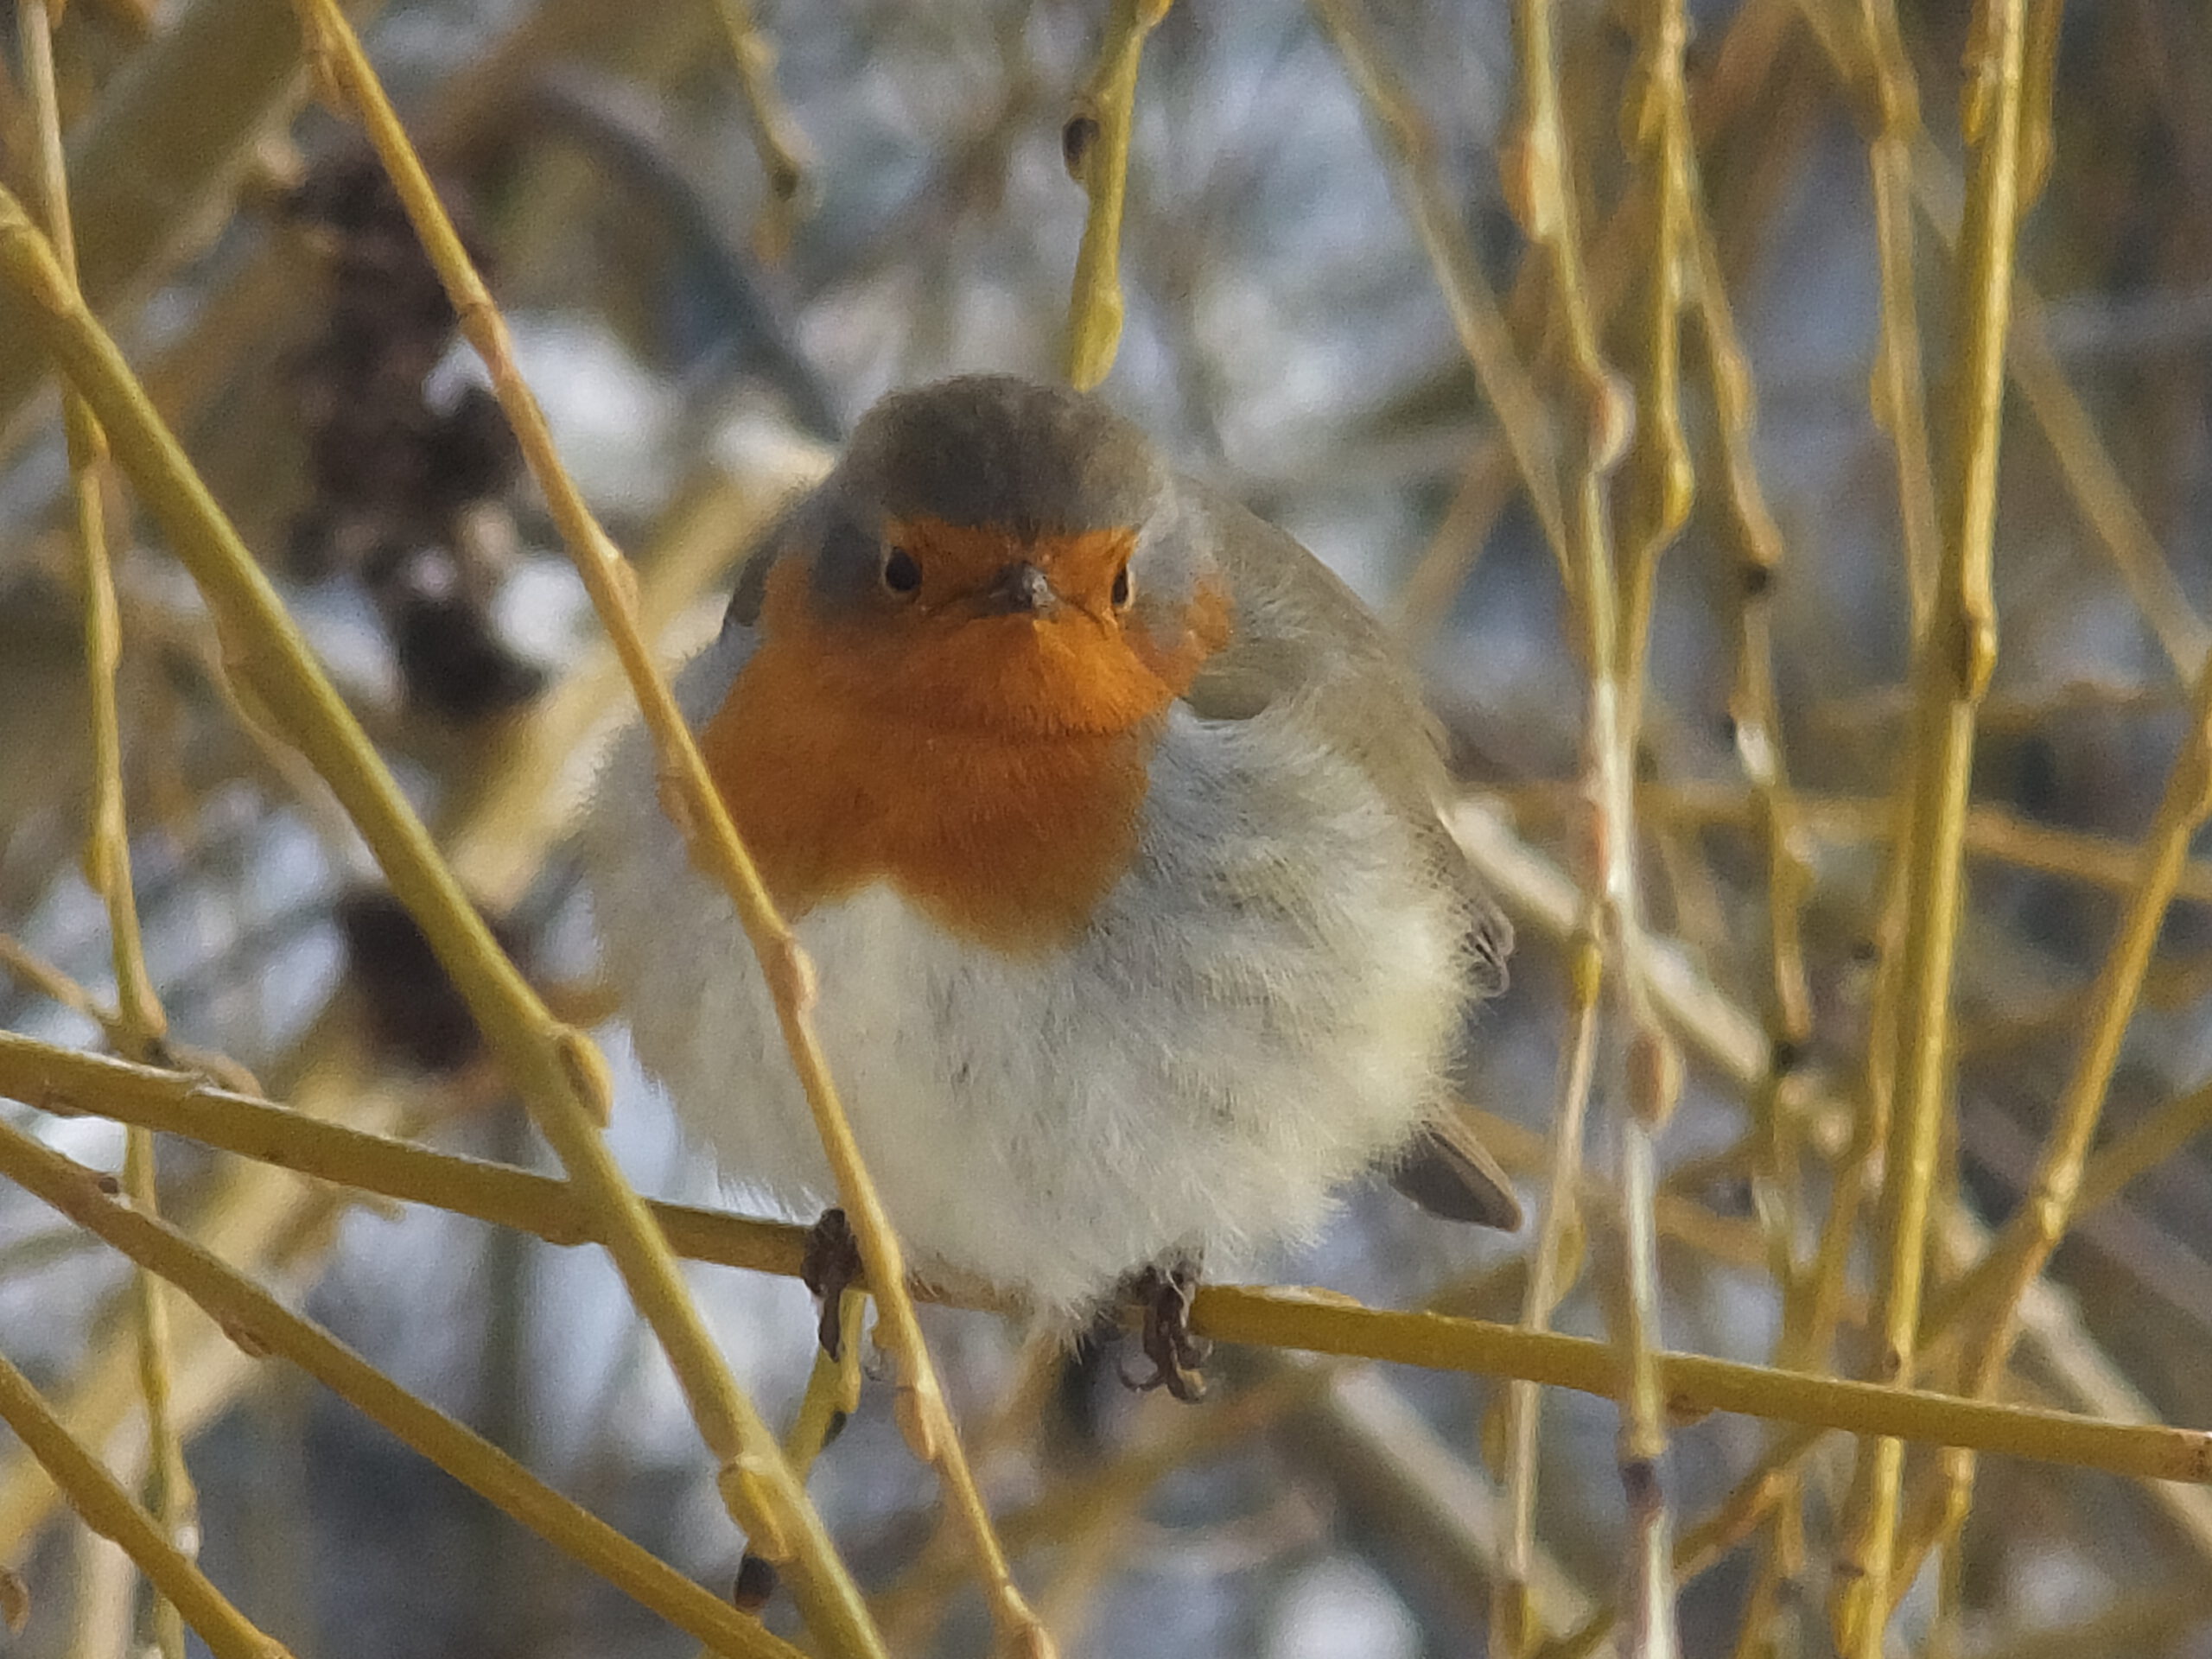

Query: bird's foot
[1121,1259,1211,1402]
[800,1207,863,1359]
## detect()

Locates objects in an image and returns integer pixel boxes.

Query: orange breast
[701,555,1229,952]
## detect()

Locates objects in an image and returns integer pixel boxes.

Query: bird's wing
[1388,1114,1525,1230]
[1179,481,1512,997]
[1179,483,1520,1232]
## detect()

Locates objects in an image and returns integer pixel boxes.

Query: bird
[579,373,1520,1398]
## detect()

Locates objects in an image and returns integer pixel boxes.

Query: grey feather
[1181,484,1513,999]
[1388,1116,1524,1230]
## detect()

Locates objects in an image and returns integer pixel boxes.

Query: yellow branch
[0,1030,812,1277]
[0,935,122,1046]
[1061,0,1171,390]
[1310,0,1568,580]
[1852,0,1943,632]
[279,3,1042,1645]
[1957,658,2212,1366]
[6,1033,2204,1489]
[1617,0,1694,716]
[1658,22,1819,1630]
[1641,779,2212,907]
[1835,4,2029,1651]
[1538,1429,1804,1659]
[1191,1291,2211,1486]
[0,440,805,1572]
[18,9,194,1653]
[709,0,813,211]
[1794,0,2211,677]
[0,1348,289,1659]
[1498,938,1599,1656]
[18,1,163,1060]
[1503,0,1678,1644]
[1460,789,2212,1648]
[0,1118,801,1659]
[0,178,878,1658]
[1891,575,2212,1617]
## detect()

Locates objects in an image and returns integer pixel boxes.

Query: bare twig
[1309,0,1568,577]
[709,0,815,222]
[0,174,881,1656]
[0,1348,288,1659]
[18,9,195,1653]
[283,4,1046,1644]
[1062,0,1171,390]
[1502,0,1679,1646]
[0,1118,801,1659]
[1834,10,2033,1648]
[7,1032,2206,1488]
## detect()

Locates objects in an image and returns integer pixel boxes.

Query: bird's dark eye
[881,547,922,596]
[1110,563,1133,611]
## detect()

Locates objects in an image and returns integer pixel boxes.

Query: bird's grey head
[734,375,1217,641]
[841,374,1166,537]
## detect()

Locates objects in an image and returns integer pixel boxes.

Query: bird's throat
[702,677,1152,951]
[701,587,1182,952]
[698,556,1230,950]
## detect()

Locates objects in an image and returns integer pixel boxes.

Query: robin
[582,374,1520,1398]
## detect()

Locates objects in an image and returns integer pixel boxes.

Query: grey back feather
[1180,482,1512,997]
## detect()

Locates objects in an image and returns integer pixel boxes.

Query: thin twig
[0,441,811,1578]
[709,0,814,223]
[7,1032,2205,1487]
[1852,0,1944,633]
[1895,642,2212,1605]
[1950,659,2212,1357]
[1666,46,1821,1637]
[1538,1433,1800,1659]
[1795,0,2212,677]
[1061,0,1170,390]
[1309,0,1568,578]
[1188,1289,2212,1485]
[1616,0,1694,733]
[280,5,1045,1646]
[18,10,195,1654]
[1504,0,1679,1646]
[1835,5,2031,1649]
[0,176,881,1658]
[0,935,122,1043]
[1637,779,2212,906]
[1460,792,2212,1648]
[0,1347,289,1659]
[1497,941,1599,1656]
[17,6,163,1062]
[0,1118,802,1659]
[1391,0,1799,648]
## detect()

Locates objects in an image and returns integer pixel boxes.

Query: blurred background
[4,0,2212,1655]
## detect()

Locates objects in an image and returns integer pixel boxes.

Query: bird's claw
[1120,1261,1211,1402]
[801,1208,862,1360]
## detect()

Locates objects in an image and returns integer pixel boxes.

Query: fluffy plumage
[580,375,1516,1322]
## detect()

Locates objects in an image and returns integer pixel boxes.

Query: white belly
[582,636,1468,1318]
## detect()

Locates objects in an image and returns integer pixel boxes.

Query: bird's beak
[979,561,1060,616]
